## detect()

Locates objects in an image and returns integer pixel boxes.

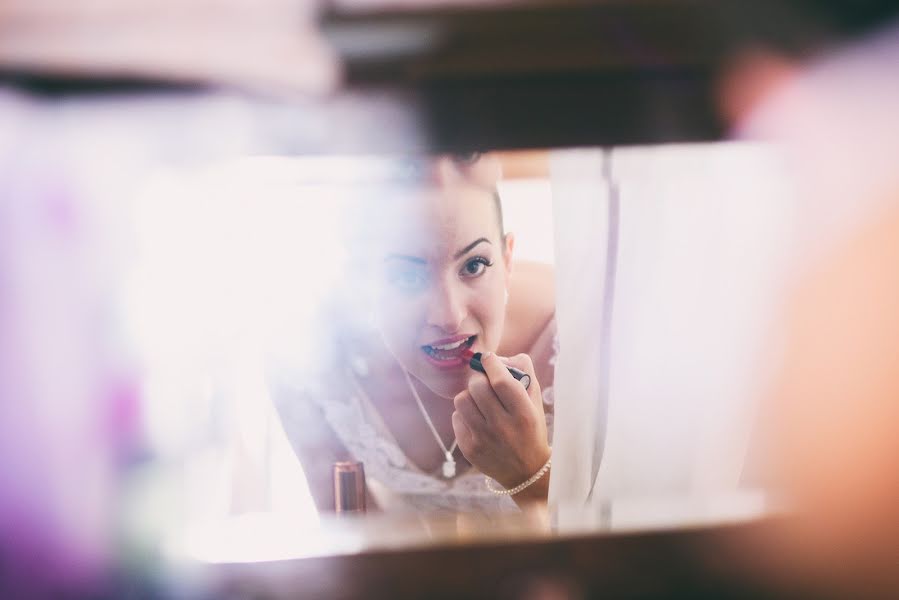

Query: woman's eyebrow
[453,237,491,259]
[384,254,427,265]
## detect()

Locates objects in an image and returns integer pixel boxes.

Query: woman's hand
[452,352,551,501]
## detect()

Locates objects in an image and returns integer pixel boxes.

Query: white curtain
[549,142,797,508]
[547,148,614,507]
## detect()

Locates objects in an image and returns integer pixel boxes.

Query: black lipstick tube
[467,352,531,390]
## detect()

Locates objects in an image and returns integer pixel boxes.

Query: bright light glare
[122,156,349,527]
[166,512,362,564]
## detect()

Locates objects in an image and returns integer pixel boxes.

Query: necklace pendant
[442,452,456,478]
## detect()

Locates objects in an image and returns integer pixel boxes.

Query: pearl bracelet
[485,452,552,496]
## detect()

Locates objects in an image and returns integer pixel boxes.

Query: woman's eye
[461,257,492,278]
[386,267,428,291]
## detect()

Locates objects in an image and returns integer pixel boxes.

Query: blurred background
[1,1,898,599]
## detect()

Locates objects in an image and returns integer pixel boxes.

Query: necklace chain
[402,369,458,459]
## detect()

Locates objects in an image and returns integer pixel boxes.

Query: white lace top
[275,320,558,515]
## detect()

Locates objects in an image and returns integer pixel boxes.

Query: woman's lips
[421,335,477,368]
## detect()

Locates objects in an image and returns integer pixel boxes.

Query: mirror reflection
[121,143,794,540]
[272,153,557,514]
[5,2,899,597]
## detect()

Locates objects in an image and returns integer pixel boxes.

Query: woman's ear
[503,232,515,276]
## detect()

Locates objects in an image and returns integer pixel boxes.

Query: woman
[274,155,556,514]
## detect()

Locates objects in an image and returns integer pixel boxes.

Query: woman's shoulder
[266,363,356,512]
[499,260,555,356]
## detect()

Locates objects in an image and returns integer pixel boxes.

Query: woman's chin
[417,370,469,400]
[409,352,473,398]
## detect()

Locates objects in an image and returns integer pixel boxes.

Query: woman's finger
[452,411,476,455]
[466,372,507,423]
[501,353,536,378]
[501,353,543,410]
[453,390,487,432]
[479,352,531,415]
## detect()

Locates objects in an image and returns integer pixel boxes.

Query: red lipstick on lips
[460,349,531,390]
[420,334,476,369]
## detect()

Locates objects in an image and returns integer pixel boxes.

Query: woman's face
[371,183,513,399]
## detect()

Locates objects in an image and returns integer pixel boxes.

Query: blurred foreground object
[0,91,137,597]
[324,0,899,150]
[763,205,899,597]
[741,21,899,599]
[3,1,898,150]
[0,0,338,94]
[176,494,785,599]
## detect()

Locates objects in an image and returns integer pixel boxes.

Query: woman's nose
[426,280,467,333]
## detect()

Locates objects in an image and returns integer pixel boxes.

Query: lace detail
[542,385,555,444]
[549,332,561,367]
[278,328,558,514]
[342,374,515,513]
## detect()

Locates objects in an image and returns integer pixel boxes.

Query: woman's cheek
[377,297,422,355]
[472,288,504,347]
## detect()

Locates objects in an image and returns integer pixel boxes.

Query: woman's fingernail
[481,351,493,361]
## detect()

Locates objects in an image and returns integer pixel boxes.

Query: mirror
[126,152,561,522]
[106,142,796,565]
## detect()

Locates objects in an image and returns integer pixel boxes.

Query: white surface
[547,149,612,508]
[549,142,798,505]
[499,178,555,265]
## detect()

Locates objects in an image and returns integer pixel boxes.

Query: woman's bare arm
[499,260,555,356]
[271,363,392,514]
